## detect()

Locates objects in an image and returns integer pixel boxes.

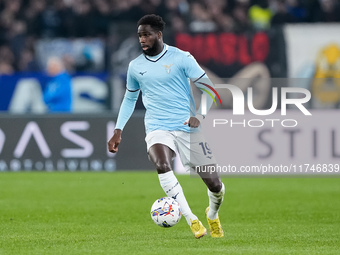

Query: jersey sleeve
[126,62,140,92]
[181,51,216,121]
[181,52,205,81]
[115,62,140,130]
[194,74,216,119]
[115,90,140,130]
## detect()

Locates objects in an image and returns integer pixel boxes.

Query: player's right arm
[108,63,140,153]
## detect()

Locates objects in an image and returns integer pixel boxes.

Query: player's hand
[184,117,200,128]
[108,129,122,153]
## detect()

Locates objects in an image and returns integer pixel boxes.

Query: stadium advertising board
[0,114,153,171]
[0,73,109,113]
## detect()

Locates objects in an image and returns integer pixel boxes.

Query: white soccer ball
[150,197,182,227]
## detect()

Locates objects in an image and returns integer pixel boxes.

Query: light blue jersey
[116,44,212,134]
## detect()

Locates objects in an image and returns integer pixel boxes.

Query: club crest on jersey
[163,64,173,74]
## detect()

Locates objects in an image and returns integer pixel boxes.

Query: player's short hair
[137,14,166,32]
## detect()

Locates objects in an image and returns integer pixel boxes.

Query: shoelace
[210,221,222,233]
[191,221,200,232]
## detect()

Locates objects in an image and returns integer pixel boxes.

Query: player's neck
[149,42,164,56]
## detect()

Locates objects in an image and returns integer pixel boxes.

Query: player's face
[137,25,162,56]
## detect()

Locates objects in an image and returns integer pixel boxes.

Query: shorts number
[199,142,212,155]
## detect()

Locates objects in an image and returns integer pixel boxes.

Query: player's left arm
[193,74,215,121]
[182,52,216,127]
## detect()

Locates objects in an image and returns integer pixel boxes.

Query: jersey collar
[144,44,168,62]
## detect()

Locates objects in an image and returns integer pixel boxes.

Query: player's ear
[157,31,162,39]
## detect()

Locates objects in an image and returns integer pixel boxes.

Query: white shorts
[145,130,217,171]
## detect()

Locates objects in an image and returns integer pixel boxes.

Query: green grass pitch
[0,172,339,255]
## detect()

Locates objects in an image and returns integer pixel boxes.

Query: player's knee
[155,161,172,174]
[208,180,222,193]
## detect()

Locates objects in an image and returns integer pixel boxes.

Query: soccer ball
[150,197,182,227]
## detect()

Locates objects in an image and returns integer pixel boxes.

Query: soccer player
[108,14,225,239]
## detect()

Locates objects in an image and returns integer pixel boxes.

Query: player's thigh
[145,130,176,173]
[148,144,175,165]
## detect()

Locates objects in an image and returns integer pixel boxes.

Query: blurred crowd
[1,0,340,74]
